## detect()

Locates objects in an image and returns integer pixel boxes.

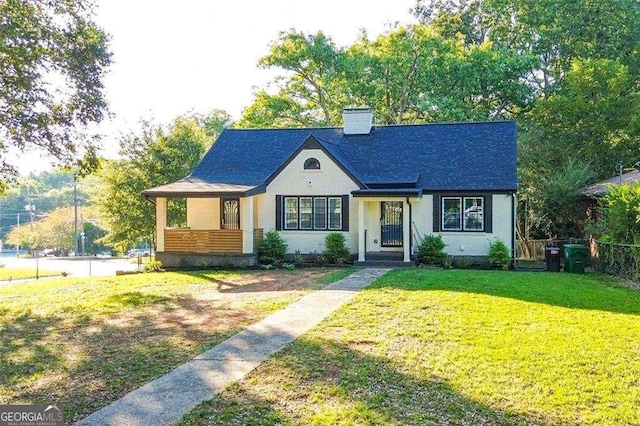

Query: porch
[353,191,422,263]
[153,195,262,268]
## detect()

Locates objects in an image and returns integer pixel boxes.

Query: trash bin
[545,246,561,272]
[564,244,588,273]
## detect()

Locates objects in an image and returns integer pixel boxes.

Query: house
[582,167,640,221]
[583,168,640,197]
[142,108,517,267]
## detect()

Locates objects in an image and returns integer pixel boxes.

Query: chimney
[342,107,373,135]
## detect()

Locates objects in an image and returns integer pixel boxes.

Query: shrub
[418,234,448,266]
[257,230,287,265]
[143,260,165,273]
[292,250,304,265]
[323,232,351,264]
[488,238,511,270]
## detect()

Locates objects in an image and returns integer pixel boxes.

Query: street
[0,253,139,278]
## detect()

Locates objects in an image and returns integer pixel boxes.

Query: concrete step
[354,260,415,268]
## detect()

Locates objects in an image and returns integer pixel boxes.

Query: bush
[257,230,287,265]
[418,234,448,265]
[488,238,511,270]
[143,260,165,273]
[323,232,351,264]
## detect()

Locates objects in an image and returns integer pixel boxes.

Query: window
[284,197,298,230]
[299,197,313,229]
[221,198,240,230]
[304,158,321,170]
[328,197,342,230]
[277,196,347,231]
[314,197,327,229]
[441,196,485,232]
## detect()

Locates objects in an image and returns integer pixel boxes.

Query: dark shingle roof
[144,121,517,196]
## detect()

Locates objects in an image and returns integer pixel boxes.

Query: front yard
[179,269,640,425]
[0,268,353,423]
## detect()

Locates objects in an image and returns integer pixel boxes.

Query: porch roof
[142,178,265,198]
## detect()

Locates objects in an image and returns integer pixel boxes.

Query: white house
[142,108,517,267]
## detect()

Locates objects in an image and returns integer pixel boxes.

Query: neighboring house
[142,108,517,267]
[583,169,640,197]
[583,168,640,221]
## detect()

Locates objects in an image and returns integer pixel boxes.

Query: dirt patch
[1,268,342,423]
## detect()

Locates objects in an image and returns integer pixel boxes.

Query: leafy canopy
[96,113,227,252]
[0,0,111,189]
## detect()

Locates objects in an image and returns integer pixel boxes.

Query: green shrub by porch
[257,230,287,265]
[323,233,350,264]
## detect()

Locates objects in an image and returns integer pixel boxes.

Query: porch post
[403,199,410,262]
[358,200,365,261]
[156,197,167,252]
[241,196,254,254]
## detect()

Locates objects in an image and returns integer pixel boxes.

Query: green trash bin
[564,244,588,273]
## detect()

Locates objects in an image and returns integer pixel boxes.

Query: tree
[414,0,640,239]
[238,26,535,127]
[0,0,112,190]
[97,115,217,252]
[5,206,82,253]
[597,183,640,245]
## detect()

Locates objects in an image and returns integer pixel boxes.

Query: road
[0,254,140,278]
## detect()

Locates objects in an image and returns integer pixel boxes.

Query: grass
[179,269,640,425]
[0,267,61,281]
[0,267,354,423]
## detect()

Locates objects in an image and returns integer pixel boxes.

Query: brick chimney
[342,107,373,135]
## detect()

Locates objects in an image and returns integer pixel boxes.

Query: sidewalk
[75,268,389,426]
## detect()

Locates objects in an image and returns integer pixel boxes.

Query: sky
[17,0,416,174]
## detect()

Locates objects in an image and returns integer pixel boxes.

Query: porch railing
[164,228,243,254]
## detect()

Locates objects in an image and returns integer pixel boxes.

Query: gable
[266,145,361,195]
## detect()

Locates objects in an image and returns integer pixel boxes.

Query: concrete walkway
[75,268,389,426]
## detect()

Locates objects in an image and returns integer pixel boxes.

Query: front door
[381,201,403,247]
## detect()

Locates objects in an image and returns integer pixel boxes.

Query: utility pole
[16,213,19,255]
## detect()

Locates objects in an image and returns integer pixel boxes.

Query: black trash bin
[546,246,561,272]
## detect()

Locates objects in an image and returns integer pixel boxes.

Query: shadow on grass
[371,269,640,315]
[179,337,547,426]
[0,293,259,424]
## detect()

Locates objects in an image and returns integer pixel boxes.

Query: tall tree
[239,25,534,127]
[96,115,217,252]
[0,0,112,189]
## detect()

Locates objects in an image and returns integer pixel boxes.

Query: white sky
[16,0,416,174]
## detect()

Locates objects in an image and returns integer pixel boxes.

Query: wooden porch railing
[163,228,265,254]
[164,229,243,254]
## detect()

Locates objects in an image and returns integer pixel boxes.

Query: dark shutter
[275,195,282,230]
[484,194,492,233]
[432,194,441,232]
[341,195,349,231]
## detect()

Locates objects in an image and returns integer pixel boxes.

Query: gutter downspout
[511,192,517,270]
[407,197,412,261]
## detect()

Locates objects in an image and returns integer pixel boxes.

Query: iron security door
[381,201,403,247]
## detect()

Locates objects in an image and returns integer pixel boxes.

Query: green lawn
[179,269,640,426]
[0,268,353,423]
[0,267,60,280]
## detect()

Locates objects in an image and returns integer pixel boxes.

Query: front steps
[354,252,415,268]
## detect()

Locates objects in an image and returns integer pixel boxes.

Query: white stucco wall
[412,194,514,256]
[258,148,360,253]
[187,198,219,230]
